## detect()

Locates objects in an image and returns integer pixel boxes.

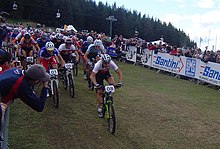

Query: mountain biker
[84,39,105,81]
[58,37,79,64]
[0,64,50,148]
[39,41,65,71]
[90,54,123,118]
[81,36,93,79]
[16,33,40,69]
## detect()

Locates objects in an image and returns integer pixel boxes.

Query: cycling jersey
[0,68,47,111]
[86,44,105,61]
[58,43,76,54]
[39,47,59,71]
[58,43,76,63]
[81,41,90,54]
[19,37,37,48]
[36,38,50,49]
[92,60,118,74]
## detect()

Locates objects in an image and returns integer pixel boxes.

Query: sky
[95,0,220,51]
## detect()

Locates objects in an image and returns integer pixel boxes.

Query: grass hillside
[9,61,220,149]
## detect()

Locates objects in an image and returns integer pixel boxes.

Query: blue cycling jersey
[36,38,50,49]
[39,47,59,59]
[0,68,47,112]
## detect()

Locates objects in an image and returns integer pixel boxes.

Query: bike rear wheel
[52,80,59,108]
[74,64,78,76]
[107,100,116,134]
[63,74,68,90]
[68,73,75,98]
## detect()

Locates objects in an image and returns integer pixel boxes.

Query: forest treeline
[0,0,196,47]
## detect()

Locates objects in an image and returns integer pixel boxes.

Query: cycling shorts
[96,71,112,86]
[41,56,58,71]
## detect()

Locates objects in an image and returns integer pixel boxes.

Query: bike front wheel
[68,74,75,98]
[52,80,59,108]
[107,101,116,134]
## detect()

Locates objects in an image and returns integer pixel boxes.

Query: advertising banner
[126,46,137,63]
[141,48,152,66]
[196,61,220,86]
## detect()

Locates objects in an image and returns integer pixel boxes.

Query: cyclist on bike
[90,54,123,118]
[84,39,105,81]
[39,41,65,71]
[58,37,79,64]
[16,33,40,69]
[81,36,93,79]
[36,33,49,49]
[52,33,64,49]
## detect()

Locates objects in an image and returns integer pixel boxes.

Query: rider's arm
[110,60,122,84]
[115,68,122,84]
[74,50,79,62]
[57,53,65,67]
[17,80,48,112]
[84,52,89,63]
[90,71,98,86]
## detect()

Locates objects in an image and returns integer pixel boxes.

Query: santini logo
[155,56,179,69]
[202,66,220,80]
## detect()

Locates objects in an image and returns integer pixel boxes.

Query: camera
[15,61,21,67]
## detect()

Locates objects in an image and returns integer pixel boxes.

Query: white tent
[66,25,77,32]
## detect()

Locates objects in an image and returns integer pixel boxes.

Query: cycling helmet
[24,33,31,39]
[101,54,111,63]
[93,39,102,47]
[65,38,72,44]
[87,36,93,43]
[45,41,55,51]
[0,49,12,65]
[57,33,63,40]
[41,33,47,39]
[13,28,19,33]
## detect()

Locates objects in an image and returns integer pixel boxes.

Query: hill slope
[9,61,220,149]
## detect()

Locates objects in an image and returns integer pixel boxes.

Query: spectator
[170,46,178,55]
[215,50,220,63]
[0,64,50,148]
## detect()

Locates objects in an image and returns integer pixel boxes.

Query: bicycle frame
[49,69,59,95]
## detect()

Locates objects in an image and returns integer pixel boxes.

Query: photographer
[0,64,50,148]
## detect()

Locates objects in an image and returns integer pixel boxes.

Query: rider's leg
[21,49,27,69]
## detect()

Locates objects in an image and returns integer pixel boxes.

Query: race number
[105,85,115,93]
[49,69,58,76]
[65,63,73,69]
[71,53,76,57]
[26,57,34,63]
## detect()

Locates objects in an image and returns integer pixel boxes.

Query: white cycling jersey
[92,59,118,74]
[58,43,76,52]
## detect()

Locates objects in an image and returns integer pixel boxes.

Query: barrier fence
[123,46,220,87]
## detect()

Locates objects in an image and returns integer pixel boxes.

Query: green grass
[9,61,220,149]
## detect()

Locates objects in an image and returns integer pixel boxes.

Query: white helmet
[87,36,93,43]
[101,54,111,63]
[45,41,55,51]
[94,39,102,47]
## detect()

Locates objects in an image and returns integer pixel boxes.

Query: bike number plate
[105,85,115,93]
[65,63,73,69]
[26,57,34,63]
[49,69,58,76]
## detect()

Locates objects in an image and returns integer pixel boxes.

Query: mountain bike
[61,63,75,98]
[86,59,95,90]
[49,68,59,108]
[70,53,78,76]
[101,84,122,134]
[26,56,34,69]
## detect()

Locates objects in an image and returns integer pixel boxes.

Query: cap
[25,64,50,82]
